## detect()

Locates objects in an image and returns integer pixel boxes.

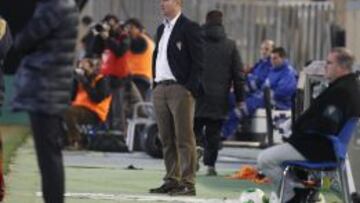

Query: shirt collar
[163,11,181,28]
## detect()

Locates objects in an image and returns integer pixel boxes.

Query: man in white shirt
[149,0,204,196]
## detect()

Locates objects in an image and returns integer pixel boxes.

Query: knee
[257,149,271,171]
[63,106,76,120]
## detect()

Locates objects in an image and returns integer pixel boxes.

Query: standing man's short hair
[331,47,355,71]
[206,10,223,25]
[272,47,287,58]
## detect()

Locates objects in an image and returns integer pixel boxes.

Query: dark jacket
[152,14,204,97]
[72,72,111,103]
[288,73,360,161]
[0,16,13,107]
[12,0,79,115]
[195,24,244,119]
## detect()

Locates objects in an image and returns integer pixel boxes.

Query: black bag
[88,132,128,152]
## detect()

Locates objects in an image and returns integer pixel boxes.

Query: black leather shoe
[149,182,179,194]
[169,185,196,196]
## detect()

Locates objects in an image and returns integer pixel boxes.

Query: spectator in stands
[124,18,155,100]
[0,15,12,202]
[64,58,112,148]
[258,48,360,202]
[245,40,274,94]
[11,0,78,202]
[194,10,245,176]
[150,0,204,196]
[222,47,297,138]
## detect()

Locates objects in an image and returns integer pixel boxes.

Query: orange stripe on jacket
[127,34,154,80]
[72,75,112,122]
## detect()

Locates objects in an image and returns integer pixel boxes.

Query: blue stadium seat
[279,117,360,203]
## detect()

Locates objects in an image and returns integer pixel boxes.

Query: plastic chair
[126,102,156,151]
[279,117,360,203]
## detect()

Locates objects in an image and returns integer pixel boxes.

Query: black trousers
[132,75,150,100]
[194,118,223,167]
[29,112,64,203]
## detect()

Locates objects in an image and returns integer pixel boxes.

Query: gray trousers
[152,84,197,186]
[257,143,306,200]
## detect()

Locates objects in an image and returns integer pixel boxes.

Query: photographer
[124,18,154,100]
[83,14,129,59]
[82,22,110,58]
[63,58,112,149]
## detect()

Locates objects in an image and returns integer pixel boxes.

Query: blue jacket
[246,57,272,93]
[246,61,297,115]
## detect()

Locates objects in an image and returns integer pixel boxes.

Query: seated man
[245,39,274,94]
[257,48,360,202]
[222,47,297,138]
[64,58,112,148]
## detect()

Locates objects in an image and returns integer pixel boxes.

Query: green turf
[3,139,344,203]
[1,125,29,174]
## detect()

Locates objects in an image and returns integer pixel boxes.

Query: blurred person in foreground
[11,0,78,202]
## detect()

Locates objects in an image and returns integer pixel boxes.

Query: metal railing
[84,0,334,70]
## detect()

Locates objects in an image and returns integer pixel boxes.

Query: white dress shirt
[154,12,181,82]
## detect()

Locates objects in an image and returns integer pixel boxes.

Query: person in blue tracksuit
[222,40,274,138]
[222,47,297,138]
[245,40,274,94]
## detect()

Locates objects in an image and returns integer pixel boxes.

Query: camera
[74,67,85,76]
[93,23,105,33]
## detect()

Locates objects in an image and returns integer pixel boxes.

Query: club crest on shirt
[176,41,182,51]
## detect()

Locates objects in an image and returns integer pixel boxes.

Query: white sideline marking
[36,192,240,202]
